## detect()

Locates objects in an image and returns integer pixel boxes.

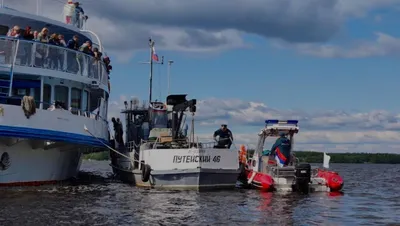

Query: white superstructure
[0,5,110,185]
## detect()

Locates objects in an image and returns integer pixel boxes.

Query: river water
[1,162,399,226]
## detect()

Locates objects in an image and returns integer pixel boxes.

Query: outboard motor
[293,163,311,193]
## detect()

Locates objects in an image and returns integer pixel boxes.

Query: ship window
[43,84,51,109]
[152,110,168,128]
[54,85,68,109]
[71,88,81,110]
[0,25,9,36]
[82,90,89,112]
[12,88,30,97]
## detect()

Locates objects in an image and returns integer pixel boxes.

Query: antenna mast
[167,60,174,95]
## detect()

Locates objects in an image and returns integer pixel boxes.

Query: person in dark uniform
[213,124,233,148]
[111,117,124,147]
[116,118,124,146]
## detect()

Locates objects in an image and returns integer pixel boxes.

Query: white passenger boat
[0,5,110,186]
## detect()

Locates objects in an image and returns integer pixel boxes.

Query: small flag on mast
[152,46,159,62]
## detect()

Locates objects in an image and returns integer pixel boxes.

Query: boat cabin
[258,120,299,154]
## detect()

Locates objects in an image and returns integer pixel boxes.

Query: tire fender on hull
[141,163,151,182]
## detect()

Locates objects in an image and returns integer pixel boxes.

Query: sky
[7,0,400,153]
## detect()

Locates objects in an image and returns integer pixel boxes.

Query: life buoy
[141,163,151,182]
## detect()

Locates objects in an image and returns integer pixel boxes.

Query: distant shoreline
[83,151,110,161]
[83,150,400,164]
[248,150,400,164]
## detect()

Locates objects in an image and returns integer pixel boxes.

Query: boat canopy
[261,119,299,137]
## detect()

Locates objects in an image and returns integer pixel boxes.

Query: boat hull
[0,139,82,186]
[111,164,239,191]
[242,168,343,193]
[0,100,109,186]
[0,104,109,146]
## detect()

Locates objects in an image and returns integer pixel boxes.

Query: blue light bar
[265,120,298,125]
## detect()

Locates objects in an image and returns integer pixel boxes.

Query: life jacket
[239,144,247,164]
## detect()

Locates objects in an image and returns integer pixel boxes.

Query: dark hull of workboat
[111,164,239,191]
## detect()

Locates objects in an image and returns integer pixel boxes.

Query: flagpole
[149,38,154,104]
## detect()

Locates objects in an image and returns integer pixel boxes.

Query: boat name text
[172,155,221,163]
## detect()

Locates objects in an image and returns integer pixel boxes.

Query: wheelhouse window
[54,85,68,109]
[151,110,168,128]
[43,84,51,109]
[71,88,81,110]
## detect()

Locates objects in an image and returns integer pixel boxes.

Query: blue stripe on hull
[0,125,108,147]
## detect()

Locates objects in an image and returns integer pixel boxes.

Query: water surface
[1,162,399,226]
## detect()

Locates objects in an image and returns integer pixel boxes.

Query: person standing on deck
[73,2,88,29]
[117,118,124,146]
[213,124,233,148]
[63,0,75,25]
[271,132,292,167]
[66,35,79,72]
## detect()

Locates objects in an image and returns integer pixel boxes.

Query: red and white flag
[152,46,159,62]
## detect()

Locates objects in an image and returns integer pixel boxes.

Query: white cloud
[107,96,400,153]
[7,0,400,61]
[196,98,400,131]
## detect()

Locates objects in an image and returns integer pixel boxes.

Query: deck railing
[0,36,109,88]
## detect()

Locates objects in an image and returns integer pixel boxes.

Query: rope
[83,125,140,164]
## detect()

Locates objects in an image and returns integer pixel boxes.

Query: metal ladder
[0,39,18,97]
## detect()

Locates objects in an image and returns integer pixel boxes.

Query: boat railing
[125,141,139,152]
[0,95,108,123]
[0,36,109,88]
[136,137,231,149]
[197,141,218,149]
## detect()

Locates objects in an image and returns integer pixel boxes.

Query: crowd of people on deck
[5,25,112,86]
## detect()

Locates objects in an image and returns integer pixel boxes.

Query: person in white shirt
[63,0,75,24]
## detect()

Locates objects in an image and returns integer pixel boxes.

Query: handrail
[0,35,93,57]
[0,95,108,124]
[0,36,109,90]
[80,30,103,53]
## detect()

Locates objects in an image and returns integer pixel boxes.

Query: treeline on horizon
[83,150,400,164]
[245,149,400,164]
